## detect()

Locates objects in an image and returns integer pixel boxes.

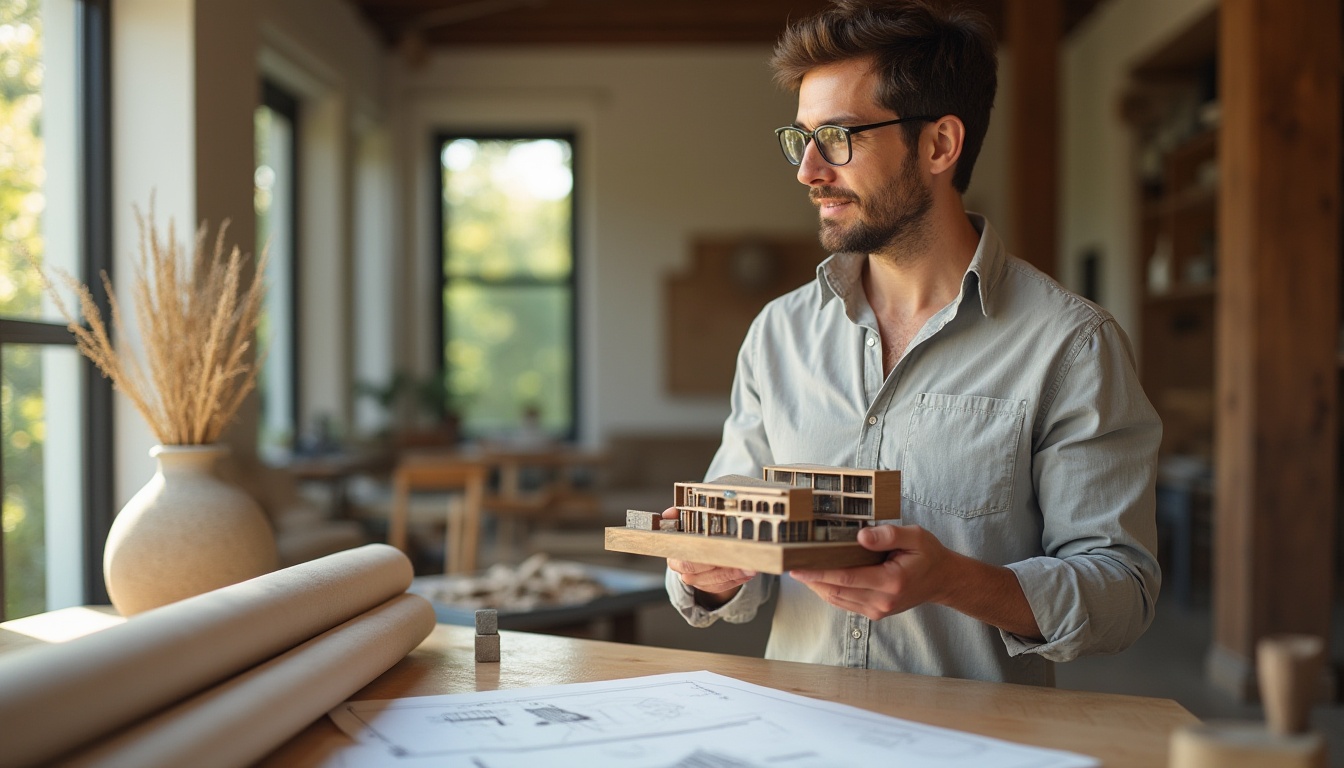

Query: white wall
[110,0,259,505]
[396,47,1014,445]
[1061,0,1218,338]
[259,0,389,439]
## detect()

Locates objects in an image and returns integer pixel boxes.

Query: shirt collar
[816,212,1006,319]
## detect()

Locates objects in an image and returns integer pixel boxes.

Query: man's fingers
[668,559,715,575]
[790,565,881,588]
[669,559,755,583]
[796,580,896,620]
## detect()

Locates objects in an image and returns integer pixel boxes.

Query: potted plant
[355,370,470,450]
[36,203,277,615]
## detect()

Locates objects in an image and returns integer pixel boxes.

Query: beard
[813,152,933,257]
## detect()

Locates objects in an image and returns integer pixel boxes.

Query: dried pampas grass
[35,205,268,445]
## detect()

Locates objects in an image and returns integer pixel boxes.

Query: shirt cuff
[664,567,768,627]
[1001,557,1089,662]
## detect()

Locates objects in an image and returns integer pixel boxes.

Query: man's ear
[925,115,965,179]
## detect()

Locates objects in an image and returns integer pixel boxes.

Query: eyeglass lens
[778,126,851,166]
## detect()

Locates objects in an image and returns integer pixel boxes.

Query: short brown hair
[770,0,997,193]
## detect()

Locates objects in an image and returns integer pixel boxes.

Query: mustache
[809,187,860,205]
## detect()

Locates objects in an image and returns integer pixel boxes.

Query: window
[437,135,577,440]
[254,81,299,456]
[0,0,112,620]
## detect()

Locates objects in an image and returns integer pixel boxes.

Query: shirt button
[851,628,862,639]
[866,337,876,347]
[867,416,877,425]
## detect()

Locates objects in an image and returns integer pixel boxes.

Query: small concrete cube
[475,608,498,636]
[626,509,660,530]
[659,518,680,532]
[475,632,500,663]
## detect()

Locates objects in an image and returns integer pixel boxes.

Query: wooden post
[1209,0,1340,701]
[1005,0,1060,276]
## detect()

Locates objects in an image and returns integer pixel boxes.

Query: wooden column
[1209,0,1340,700]
[1005,0,1060,276]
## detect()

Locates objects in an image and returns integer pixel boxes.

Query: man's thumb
[857,523,903,551]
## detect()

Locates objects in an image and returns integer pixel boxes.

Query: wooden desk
[0,612,1196,766]
[262,624,1197,767]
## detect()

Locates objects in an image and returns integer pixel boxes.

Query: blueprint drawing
[325,670,1097,768]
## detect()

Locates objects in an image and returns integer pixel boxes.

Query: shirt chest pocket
[902,393,1026,518]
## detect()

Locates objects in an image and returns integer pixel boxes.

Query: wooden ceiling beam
[349,0,1106,48]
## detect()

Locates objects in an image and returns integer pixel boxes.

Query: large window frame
[255,79,301,455]
[0,0,114,618]
[433,131,580,442]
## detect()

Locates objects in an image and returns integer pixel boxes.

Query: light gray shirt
[665,214,1161,686]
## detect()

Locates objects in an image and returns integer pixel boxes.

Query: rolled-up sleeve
[663,313,778,626]
[1004,318,1162,661]
[665,568,774,627]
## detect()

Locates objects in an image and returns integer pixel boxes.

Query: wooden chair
[388,453,487,574]
[477,447,607,557]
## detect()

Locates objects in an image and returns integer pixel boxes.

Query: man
[664,0,1161,687]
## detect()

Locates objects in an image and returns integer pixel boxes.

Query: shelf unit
[1128,11,1218,461]
[1125,8,1219,605]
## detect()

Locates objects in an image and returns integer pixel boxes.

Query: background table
[408,563,665,642]
[263,624,1198,767]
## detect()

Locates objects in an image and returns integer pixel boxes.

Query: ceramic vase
[104,444,277,616]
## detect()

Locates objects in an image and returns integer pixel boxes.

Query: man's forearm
[939,553,1043,641]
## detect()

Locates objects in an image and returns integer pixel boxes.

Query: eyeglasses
[774,116,936,166]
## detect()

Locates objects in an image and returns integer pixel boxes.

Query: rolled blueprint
[63,593,436,768]
[0,543,414,768]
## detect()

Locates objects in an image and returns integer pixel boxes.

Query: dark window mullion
[79,0,114,606]
[0,320,77,346]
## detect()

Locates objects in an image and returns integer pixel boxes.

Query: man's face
[794,58,933,256]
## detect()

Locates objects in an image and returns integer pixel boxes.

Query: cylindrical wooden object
[1169,722,1325,768]
[1258,634,1325,736]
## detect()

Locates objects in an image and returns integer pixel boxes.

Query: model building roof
[702,474,795,490]
[767,463,882,473]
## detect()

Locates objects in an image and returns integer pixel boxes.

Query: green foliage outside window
[441,138,575,439]
[1,0,50,619]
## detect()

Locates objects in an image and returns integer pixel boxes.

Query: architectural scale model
[604,464,900,574]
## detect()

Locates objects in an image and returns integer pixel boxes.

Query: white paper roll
[0,544,413,768]
[63,593,436,768]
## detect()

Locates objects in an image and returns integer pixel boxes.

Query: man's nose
[796,140,836,187]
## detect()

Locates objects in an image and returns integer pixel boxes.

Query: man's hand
[790,524,951,621]
[663,507,756,609]
[790,524,1043,640]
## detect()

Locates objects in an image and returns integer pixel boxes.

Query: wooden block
[659,519,680,532]
[604,527,884,574]
[475,608,498,636]
[475,632,500,663]
[625,510,660,530]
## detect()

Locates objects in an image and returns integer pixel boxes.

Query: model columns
[1209,0,1340,700]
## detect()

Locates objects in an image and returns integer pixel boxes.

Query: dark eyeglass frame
[774,115,937,166]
